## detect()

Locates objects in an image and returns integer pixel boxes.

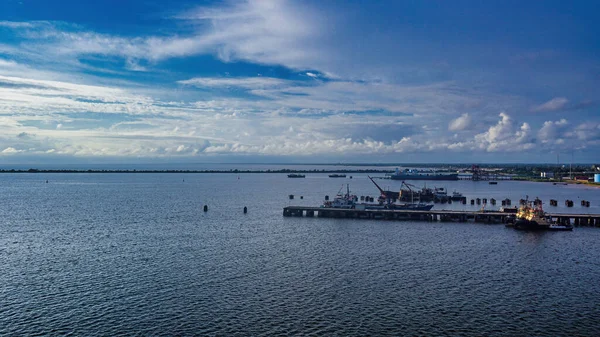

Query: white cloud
[179,76,289,89]
[0,74,157,115]
[538,119,569,143]
[0,4,598,161]
[182,0,322,68]
[531,97,569,112]
[1,147,22,154]
[0,104,593,159]
[0,58,19,68]
[0,21,36,29]
[572,122,600,142]
[0,65,589,160]
[448,113,471,131]
[472,113,534,152]
[0,1,324,70]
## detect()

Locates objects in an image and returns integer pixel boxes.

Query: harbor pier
[284,206,511,223]
[283,206,600,226]
[549,213,600,227]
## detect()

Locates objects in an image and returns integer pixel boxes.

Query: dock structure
[283,206,600,226]
[548,213,600,227]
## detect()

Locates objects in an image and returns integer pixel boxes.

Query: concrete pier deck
[283,206,600,226]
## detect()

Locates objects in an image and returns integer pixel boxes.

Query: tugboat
[512,198,573,231]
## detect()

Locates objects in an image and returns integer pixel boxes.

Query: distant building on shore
[540,172,554,179]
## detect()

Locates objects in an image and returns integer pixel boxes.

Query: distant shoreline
[0,169,394,174]
[1,169,598,187]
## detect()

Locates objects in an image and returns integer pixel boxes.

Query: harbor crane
[368,176,400,200]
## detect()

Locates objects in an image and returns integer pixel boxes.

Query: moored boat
[434,187,447,198]
[382,203,433,211]
[451,191,464,201]
[512,198,573,231]
[377,181,434,210]
[322,184,358,208]
[322,184,433,211]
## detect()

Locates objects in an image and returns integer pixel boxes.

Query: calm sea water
[1,173,600,336]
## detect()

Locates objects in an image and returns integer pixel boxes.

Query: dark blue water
[1,173,600,335]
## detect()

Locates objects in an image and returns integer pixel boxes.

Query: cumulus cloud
[0,65,591,160]
[572,122,600,142]
[538,119,568,143]
[1,147,22,154]
[531,97,568,112]
[477,113,513,143]
[1,3,598,161]
[473,113,534,152]
[448,113,471,131]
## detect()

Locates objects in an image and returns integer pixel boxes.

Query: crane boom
[368,176,399,199]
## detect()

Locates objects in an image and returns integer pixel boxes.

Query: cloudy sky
[0,0,599,164]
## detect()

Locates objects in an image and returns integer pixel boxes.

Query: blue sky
[0,0,599,164]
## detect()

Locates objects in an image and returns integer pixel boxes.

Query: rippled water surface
[1,173,600,336]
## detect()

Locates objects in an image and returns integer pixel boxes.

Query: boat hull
[548,225,574,231]
[383,204,434,211]
[513,219,573,231]
[514,220,547,230]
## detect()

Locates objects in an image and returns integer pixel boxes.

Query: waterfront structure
[387,168,459,181]
[283,206,600,226]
